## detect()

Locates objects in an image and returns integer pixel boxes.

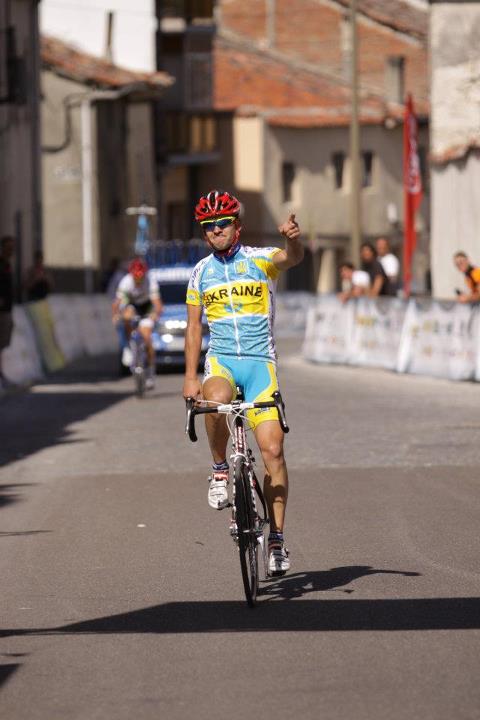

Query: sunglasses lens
[201,216,235,231]
[216,218,234,229]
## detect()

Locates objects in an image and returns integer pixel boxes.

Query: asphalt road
[1,340,480,720]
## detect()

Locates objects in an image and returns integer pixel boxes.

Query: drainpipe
[80,97,94,293]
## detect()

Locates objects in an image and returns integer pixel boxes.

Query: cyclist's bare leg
[203,377,233,464]
[122,306,135,341]
[139,325,155,366]
[254,420,288,533]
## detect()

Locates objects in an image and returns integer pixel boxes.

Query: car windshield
[160,282,187,305]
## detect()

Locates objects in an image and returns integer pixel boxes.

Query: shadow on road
[0,664,21,689]
[0,389,130,474]
[2,593,480,637]
[0,530,52,537]
[0,484,36,508]
[260,566,421,600]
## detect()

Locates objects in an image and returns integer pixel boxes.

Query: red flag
[403,94,423,296]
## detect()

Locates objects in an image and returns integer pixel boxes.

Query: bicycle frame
[185,391,289,605]
[229,411,270,579]
[129,316,151,397]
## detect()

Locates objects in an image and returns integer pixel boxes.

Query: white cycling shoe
[122,347,133,367]
[208,472,229,510]
[145,367,155,391]
[267,543,290,576]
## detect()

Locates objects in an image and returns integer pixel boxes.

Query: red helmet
[194,190,241,221]
[128,258,148,278]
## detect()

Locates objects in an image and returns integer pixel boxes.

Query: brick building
[198,0,430,291]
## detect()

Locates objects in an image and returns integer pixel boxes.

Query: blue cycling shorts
[203,355,280,430]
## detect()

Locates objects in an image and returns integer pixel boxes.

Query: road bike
[129,316,154,398]
[185,391,289,607]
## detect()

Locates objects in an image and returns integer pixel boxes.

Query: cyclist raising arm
[183,190,303,576]
[112,258,163,389]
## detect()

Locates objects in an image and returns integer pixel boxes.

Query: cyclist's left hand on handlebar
[183,377,202,401]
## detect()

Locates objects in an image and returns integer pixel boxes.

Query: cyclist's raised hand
[278,213,300,240]
[183,376,202,401]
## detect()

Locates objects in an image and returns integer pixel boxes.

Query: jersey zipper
[223,257,241,358]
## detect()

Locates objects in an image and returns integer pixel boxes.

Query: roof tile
[41,35,173,91]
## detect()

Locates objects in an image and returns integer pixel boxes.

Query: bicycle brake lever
[185,397,198,442]
[272,391,289,434]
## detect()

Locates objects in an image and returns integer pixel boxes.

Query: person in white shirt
[112,258,163,388]
[376,237,400,291]
[338,261,370,302]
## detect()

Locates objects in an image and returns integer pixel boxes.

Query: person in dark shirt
[25,250,54,301]
[0,236,15,387]
[360,242,392,297]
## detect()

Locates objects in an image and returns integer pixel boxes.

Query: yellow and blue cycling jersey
[186,244,282,362]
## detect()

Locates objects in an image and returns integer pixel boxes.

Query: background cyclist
[183,190,303,576]
[112,258,163,390]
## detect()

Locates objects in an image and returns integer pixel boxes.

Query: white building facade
[40,0,157,72]
[430,0,480,298]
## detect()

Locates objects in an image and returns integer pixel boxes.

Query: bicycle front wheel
[134,367,145,397]
[234,457,258,608]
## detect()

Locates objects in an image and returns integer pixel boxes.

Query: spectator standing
[376,237,400,292]
[0,236,15,388]
[453,251,480,304]
[360,242,392,297]
[25,250,54,301]
[338,262,370,303]
[104,258,127,300]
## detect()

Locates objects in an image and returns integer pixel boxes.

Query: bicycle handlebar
[185,391,289,443]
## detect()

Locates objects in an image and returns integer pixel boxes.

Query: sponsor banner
[91,295,118,353]
[74,295,114,356]
[302,295,355,364]
[350,297,407,370]
[476,320,480,382]
[396,299,479,381]
[47,294,85,361]
[25,299,66,372]
[303,295,480,382]
[275,292,315,338]
[3,306,44,384]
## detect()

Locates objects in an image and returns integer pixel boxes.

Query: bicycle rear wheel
[234,457,258,607]
[134,367,145,397]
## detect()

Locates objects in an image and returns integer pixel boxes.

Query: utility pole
[105,11,114,63]
[266,0,275,48]
[349,0,361,265]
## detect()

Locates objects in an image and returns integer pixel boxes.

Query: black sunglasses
[199,216,237,232]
